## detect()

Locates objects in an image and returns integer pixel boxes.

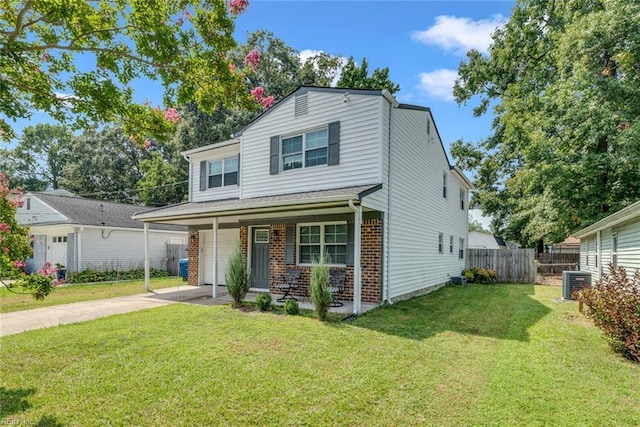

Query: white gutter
[348,199,362,314]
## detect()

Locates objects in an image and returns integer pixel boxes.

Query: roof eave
[572,200,640,238]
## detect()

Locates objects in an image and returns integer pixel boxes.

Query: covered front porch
[149,284,379,315]
[134,185,384,315]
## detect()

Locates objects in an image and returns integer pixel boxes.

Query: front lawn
[1,284,638,426]
[0,277,186,313]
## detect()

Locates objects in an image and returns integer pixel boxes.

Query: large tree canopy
[337,56,400,94]
[1,0,259,143]
[453,0,640,246]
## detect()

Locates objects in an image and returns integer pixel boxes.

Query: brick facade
[240,219,383,304]
[187,230,199,285]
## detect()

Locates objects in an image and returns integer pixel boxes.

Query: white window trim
[281,126,329,172]
[438,232,444,254]
[296,221,347,266]
[449,235,454,254]
[207,156,238,188]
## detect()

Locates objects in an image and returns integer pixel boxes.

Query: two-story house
[133,86,472,313]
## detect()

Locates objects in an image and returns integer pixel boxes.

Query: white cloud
[412,14,506,56]
[417,69,458,102]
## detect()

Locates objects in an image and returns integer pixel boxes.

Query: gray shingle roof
[133,184,382,221]
[32,192,185,231]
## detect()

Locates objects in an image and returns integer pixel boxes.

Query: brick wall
[187,231,199,285]
[257,220,383,304]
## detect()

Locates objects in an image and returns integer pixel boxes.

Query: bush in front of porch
[226,242,251,308]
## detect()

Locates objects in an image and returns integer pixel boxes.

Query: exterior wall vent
[295,94,308,116]
[562,271,592,299]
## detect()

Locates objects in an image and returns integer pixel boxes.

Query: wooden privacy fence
[466,248,537,283]
[166,242,187,276]
[536,252,580,274]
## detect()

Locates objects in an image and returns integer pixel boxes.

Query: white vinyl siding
[240,91,383,199]
[190,144,240,202]
[387,107,468,299]
[79,228,184,271]
[16,195,67,225]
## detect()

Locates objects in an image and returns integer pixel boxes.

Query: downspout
[348,199,362,314]
[385,100,393,305]
[144,221,151,292]
[182,153,192,202]
[77,227,83,273]
[144,222,150,291]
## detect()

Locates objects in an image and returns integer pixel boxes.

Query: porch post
[212,217,218,298]
[144,222,150,291]
[353,204,362,314]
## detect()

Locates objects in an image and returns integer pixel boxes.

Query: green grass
[1,283,639,426]
[0,277,186,313]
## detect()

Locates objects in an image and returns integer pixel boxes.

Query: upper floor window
[298,222,347,265]
[208,157,238,188]
[282,128,328,171]
[442,172,448,198]
[459,238,465,259]
[460,189,466,210]
[438,232,444,254]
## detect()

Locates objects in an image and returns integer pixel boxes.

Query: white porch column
[144,222,150,291]
[353,204,362,314]
[212,217,218,298]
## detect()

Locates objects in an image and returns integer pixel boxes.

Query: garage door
[202,228,240,285]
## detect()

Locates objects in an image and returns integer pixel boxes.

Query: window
[52,236,67,243]
[298,223,347,264]
[208,157,238,188]
[438,233,443,254]
[460,189,466,210]
[282,128,328,171]
[254,229,269,244]
[26,198,31,210]
[449,235,454,254]
[442,172,448,198]
[459,238,465,259]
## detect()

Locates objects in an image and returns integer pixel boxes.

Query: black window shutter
[327,121,340,165]
[237,153,240,186]
[199,160,207,191]
[346,222,355,266]
[285,225,295,264]
[270,136,280,175]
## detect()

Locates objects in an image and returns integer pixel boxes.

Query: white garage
[200,228,240,285]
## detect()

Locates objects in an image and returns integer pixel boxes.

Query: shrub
[255,293,272,311]
[576,264,640,362]
[462,266,498,284]
[67,268,168,284]
[310,254,332,321]
[284,299,299,315]
[225,242,251,308]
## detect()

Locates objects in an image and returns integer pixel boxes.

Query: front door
[251,228,270,289]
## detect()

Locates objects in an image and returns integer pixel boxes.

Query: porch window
[282,128,328,171]
[208,157,238,188]
[298,223,347,265]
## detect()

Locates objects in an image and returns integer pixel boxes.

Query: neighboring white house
[468,231,507,249]
[133,86,472,313]
[16,190,187,274]
[572,200,640,282]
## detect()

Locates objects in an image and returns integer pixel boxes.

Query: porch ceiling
[132,184,382,227]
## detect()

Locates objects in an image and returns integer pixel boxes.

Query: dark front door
[252,228,270,289]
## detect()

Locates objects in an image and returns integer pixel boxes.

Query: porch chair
[273,267,301,302]
[328,270,346,307]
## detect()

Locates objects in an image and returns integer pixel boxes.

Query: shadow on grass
[350,283,551,342]
[0,386,36,417]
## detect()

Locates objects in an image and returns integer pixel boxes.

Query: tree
[337,56,401,94]
[469,215,488,233]
[6,124,75,191]
[1,0,260,143]
[0,173,55,300]
[60,126,148,203]
[452,0,640,247]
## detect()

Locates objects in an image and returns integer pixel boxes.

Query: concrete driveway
[0,285,217,337]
